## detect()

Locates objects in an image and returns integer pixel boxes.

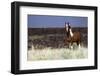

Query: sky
[28,15,88,28]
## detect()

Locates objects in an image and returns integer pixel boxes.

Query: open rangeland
[28,27,88,61]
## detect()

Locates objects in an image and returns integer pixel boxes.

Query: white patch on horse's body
[69,29,73,37]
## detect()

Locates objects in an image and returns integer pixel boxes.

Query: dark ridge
[28,27,87,35]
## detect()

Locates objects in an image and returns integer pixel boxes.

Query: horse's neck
[69,29,73,37]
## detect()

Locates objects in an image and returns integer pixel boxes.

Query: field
[28,47,88,61]
[28,27,88,61]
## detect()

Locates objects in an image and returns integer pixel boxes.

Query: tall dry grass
[27,46,88,61]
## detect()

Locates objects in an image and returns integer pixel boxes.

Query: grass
[29,35,44,40]
[27,47,88,61]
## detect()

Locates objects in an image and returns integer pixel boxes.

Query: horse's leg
[79,43,81,48]
[77,41,81,49]
[70,42,73,49]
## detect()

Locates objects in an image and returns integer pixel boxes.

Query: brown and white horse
[64,22,81,49]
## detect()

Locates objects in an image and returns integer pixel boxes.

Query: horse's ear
[67,22,69,25]
[67,22,71,28]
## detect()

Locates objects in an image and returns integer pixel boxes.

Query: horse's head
[65,22,73,38]
[65,22,71,32]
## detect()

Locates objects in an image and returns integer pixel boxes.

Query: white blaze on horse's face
[69,29,73,37]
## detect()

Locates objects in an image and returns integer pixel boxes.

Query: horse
[64,22,81,49]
